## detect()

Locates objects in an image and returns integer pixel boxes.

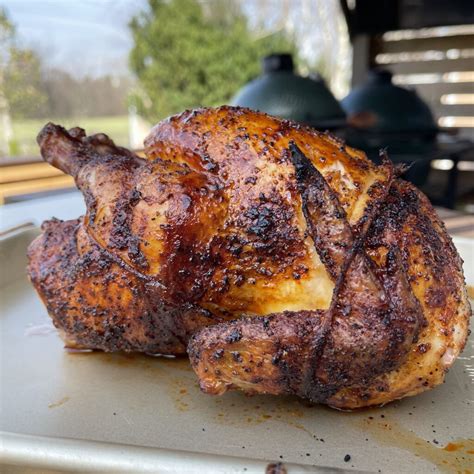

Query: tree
[129,0,296,121]
[0,9,14,154]
[4,48,47,119]
[0,8,47,120]
[41,70,131,118]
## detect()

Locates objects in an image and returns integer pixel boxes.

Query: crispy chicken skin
[28,106,471,408]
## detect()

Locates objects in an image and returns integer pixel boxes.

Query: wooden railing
[0,157,74,204]
[371,25,474,137]
[0,150,145,204]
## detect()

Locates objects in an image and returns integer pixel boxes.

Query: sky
[2,0,147,77]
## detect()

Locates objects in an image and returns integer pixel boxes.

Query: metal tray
[1,227,473,473]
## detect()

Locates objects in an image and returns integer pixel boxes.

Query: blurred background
[0,0,473,216]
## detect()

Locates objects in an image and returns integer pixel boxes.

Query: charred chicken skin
[28,106,471,409]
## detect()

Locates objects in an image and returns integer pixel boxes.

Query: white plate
[0,228,473,473]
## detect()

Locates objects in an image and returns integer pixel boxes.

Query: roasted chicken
[28,106,471,409]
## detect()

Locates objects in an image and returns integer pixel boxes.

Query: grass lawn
[10,115,129,157]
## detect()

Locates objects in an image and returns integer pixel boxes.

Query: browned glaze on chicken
[28,106,471,408]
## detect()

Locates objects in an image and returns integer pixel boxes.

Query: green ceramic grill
[231,53,346,130]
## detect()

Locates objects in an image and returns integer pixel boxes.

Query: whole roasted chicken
[28,106,471,409]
